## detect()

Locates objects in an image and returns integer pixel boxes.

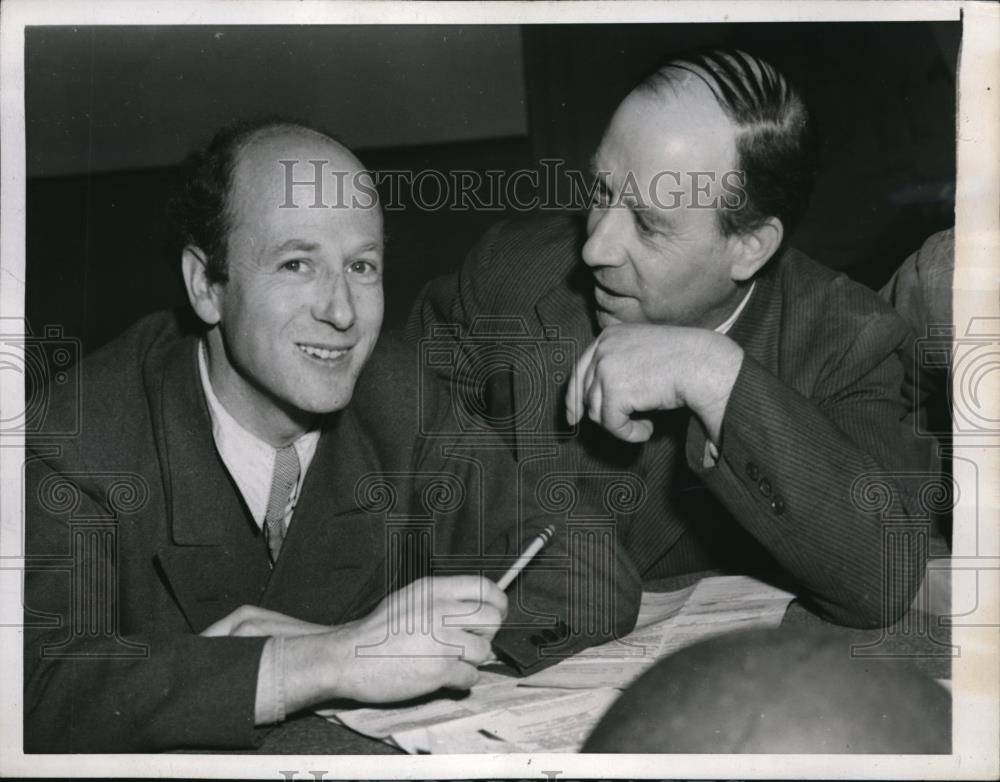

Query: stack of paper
[318,575,794,753]
[520,575,795,690]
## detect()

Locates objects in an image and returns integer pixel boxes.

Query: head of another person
[582,626,950,753]
[585,49,815,329]
[174,119,384,445]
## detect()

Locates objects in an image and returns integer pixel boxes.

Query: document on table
[519,575,794,690]
[390,689,621,754]
[317,575,794,753]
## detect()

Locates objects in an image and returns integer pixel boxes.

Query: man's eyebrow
[273,239,321,254]
[354,241,384,255]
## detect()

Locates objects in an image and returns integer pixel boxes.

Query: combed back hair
[638,49,816,238]
[169,117,346,284]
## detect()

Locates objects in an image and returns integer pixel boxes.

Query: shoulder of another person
[772,247,910,354]
[776,247,906,322]
[469,213,585,289]
[343,335,426,470]
[350,334,421,419]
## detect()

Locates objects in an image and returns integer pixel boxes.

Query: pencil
[496,524,556,590]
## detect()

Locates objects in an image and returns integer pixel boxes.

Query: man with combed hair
[24,119,639,752]
[408,49,929,629]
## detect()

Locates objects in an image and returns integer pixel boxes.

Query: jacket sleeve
[412,444,642,676]
[686,311,930,628]
[486,472,642,675]
[23,456,269,753]
[408,358,640,675]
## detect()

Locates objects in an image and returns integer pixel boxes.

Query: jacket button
[530,634,544,646]
[758,478,772,497]
[771,495,785,515]
[746,462,760,481]
[542,628,559,643]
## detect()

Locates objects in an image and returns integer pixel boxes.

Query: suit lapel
[261,408,387,624]
[148,337,271,631]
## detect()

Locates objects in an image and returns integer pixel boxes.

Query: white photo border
[1,1,996,778]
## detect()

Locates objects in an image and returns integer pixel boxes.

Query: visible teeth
[298,344,348,360]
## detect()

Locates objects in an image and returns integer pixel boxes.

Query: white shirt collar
[714,281,756,335]
[197,341,320,528]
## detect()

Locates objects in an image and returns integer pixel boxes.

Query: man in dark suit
[407,49,930,629]
[23,120,638,752]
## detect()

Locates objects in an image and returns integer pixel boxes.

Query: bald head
[228,126,379,253]
[233,124,366,191]
[173,118,379,284]
[583,627,950,753]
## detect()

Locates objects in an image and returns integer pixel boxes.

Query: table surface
[250,571,954,754]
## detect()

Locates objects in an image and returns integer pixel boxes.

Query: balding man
[24,120,639,752]
[408,50,929,629]
[583,626,950,753]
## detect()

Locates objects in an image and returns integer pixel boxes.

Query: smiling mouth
[296,343,352,362]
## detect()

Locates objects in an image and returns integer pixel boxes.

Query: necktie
[264,445,300,564]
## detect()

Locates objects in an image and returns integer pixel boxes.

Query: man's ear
[729,217,784,282]
[181,246,222,326]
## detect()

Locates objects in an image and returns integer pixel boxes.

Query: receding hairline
[231,123,366,179]
[636,50,793,124]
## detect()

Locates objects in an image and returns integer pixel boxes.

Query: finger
[434,575,508,614]
[200,604,256,637]
[441,661,480,691]
[566,339,599,425]
[628,418,655,442]
[228,621,266,637]
[477,579,508,617]
[456,605,504,638]
[603,398,655,443]
[457,632,492,665]
[585,372,603,427]
[199,616,233,637]
[582,349,598,403]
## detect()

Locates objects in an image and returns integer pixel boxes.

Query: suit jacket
[24,311,639,752]
[405,215,932,630]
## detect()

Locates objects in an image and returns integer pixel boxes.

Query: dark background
[25,22,959,356]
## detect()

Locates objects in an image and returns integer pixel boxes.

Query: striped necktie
[263,444,300,564]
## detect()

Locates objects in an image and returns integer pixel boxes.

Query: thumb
[441,661,480,691]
